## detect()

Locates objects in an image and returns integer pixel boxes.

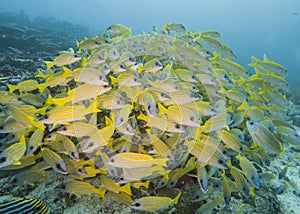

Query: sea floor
[1,145,300,214]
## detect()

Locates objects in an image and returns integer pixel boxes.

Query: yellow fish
[52,84,112,106]
[25,128,44,156]
[138,91,157,116]
[138,58,163,73]
[0,118,28,133]
[130,192,181,212]
[106,24,132,36]
[212,51,249,78]
[7,79,39,93]
[100,175,132,196]
[2,104,45,130]
[72,67,108,85]
[76,36,104,50]
[0,135,26,168]
[249,54,287,77]
[167,105,201,127]
[164,22,186,32]
[107,152,169,169]
[44,51,81,69]
[246,121,284,154]
[41,147,68,174]
[39,102,100,126]
[66,180,106,198]
[236,154,260,188]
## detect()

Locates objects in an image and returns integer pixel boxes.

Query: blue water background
[1,0,299,87]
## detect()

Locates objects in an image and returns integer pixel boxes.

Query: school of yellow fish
[0,22,300,213]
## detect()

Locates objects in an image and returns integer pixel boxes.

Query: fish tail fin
[137,64,143,73]
[210,50,220,61]
[44,94,54,106]
[36,83,46,93]
[81,58,87,67]
[95,188,106,199]
[238,76,247,87]
[33,121,45,130]
[129,26,132,36]
[248,56,259,66]
[237,100,248,111]
[86,99,101,114]
[35,69,46,79]
[36,106,47,115]
[154,158,169,167]
[105,116,114,127]
[52,97,68,106]
[44,61,54,70]
[157,103,168,115]
[110,75,117,85]
[121,183,132,196]
[263,53,270,61]
[137,112,147,121]
[163,22,169,30]
[172,192,182,205]
[253,67,262,77]
[61,66,72,79]
[76,40,80,48]
[7,84,18,93]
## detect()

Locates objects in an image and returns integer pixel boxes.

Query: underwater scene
[0,0,300,213]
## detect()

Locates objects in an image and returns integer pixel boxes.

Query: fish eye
[110,158,115,163]
[78,168,85,173]
[249,121,254,126]
[56,163,63,170]
[88,142,94,148]
[62,126,67,131]
[129,57,136,62]
[44,114,49,119]
[106,26,112,30]
[0,125,4,130]
[242,187,247,193]
[99,76,103,80]
[95,40,101,45]
[74,54,80,58]
[104,85,109,88]
[217,159,224,165]
[29,145,34,151]
[155,61,162,67]
[190,116,195,121]
[0,156,7,163]
[175,124,181,129]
